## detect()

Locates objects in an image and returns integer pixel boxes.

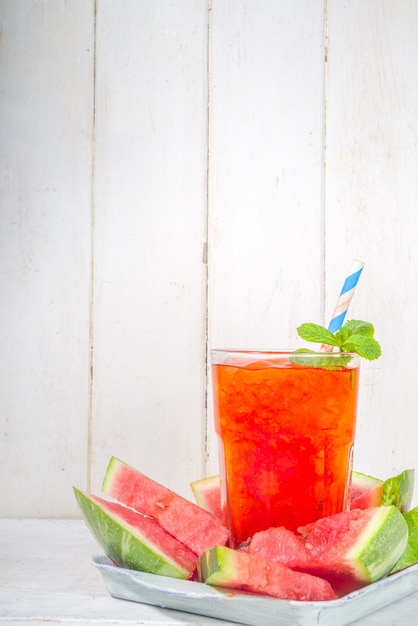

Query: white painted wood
[0,0,418,517]
[208,0,326,350]
[325,0,418,505]
[0,1,94,516]
[0,519,237,624]
[90,0,209,497]
[1,519,418,624]
[206,0,327,472]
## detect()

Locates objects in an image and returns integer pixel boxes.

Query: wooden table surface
[1,519,417,625]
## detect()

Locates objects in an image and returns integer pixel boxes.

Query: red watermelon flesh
[247,506,408,595]
[198,545,337,601]
[241,525,306,565]
[350,471,384,510]
[190,475,222,519]
[73,488,197,579]
[102,457,229,555]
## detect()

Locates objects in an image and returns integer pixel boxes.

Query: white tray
[91,554,418,626]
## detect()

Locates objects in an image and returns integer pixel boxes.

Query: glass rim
[210,348,359,356]
[210,348,361,366]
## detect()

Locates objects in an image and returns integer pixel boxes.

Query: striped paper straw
[321,260,364,351]
[328,260,364,332]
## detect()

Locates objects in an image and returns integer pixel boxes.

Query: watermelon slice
[102,457,229,555]
[381,469,415,512]
[247,506,408,595]
[350,471,384,510]
[73,488,197,579]
[190,475,222,519]
[391,506,418,572]
[198,545,337,601]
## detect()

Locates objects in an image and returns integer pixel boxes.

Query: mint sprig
[296,319,381,361]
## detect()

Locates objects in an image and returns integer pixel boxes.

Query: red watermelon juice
[211,350,360,547]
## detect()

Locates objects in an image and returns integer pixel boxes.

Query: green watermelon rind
[352,470,383,490]
[381,469,415,512]
[391,506,418,572]
[199,545,233,585]
[346,505,408,582]
[74,488,194,579]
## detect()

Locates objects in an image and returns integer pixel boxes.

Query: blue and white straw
[327,260,364,333]
[321,260,364,352]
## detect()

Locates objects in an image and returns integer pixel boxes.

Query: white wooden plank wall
[325,0,418,483]
[90,0,209,496]
[0,0,94,516]
[0,0,417,518]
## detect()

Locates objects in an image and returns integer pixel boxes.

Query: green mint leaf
[290,348,353,369]
[344,320,375,337]
[297,323,341,347]
[337,320,375,344]
[340,334,382,360]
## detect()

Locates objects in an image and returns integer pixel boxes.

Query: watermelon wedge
[350,471,384,510]
[198,545,337,601]
[190,475,222,519]
[102,457,229,555]
[73,488,197,579]
[391,506,418,573]
[247,506,408,595]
